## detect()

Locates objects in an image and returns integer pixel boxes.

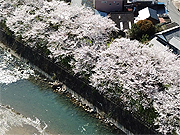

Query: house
[158,14,171,24]
[130,0,158,15]
[169,37,180,54]
[153,2,167,14]
[95,0,125,12]
[135,7,159,24]
[129,0,158,4]
[130,0,158,9]
[150,23,180,55]
[71,0,125,12]
[110,12,134,31]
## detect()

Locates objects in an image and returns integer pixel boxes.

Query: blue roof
[148,7,159,20]
[156,2,168,14]
[94,10,107,17]
[157,2,165,5]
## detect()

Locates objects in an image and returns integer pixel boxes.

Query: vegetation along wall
[0,24,158,134]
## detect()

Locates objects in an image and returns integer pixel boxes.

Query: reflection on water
[0,46,122,134]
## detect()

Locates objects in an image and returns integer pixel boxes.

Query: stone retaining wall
[0,27,158,134]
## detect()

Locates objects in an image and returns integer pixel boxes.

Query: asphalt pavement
[159,0,180,25]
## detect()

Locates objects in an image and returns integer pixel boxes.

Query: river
[0,45,124,134]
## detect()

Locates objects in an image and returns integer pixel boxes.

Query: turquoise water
[1,79,116,134]
[0,46,124,134]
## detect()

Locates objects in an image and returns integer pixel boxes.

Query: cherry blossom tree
[0,0,180,134]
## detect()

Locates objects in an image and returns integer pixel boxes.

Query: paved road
[159,0,180,25]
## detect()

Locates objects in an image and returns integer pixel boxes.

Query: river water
[0,45,124,134]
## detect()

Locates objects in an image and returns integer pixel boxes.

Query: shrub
[137,19,155,36]
[129,19,155,41]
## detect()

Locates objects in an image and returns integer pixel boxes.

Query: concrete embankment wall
[0,27,158,134]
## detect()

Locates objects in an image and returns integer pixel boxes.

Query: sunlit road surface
[159,0,180,25]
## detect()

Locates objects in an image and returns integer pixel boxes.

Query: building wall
[71,0,124,12]
[95,0,124,12]
[110,12,134,30]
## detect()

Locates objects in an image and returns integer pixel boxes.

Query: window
[101,1,107,3]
